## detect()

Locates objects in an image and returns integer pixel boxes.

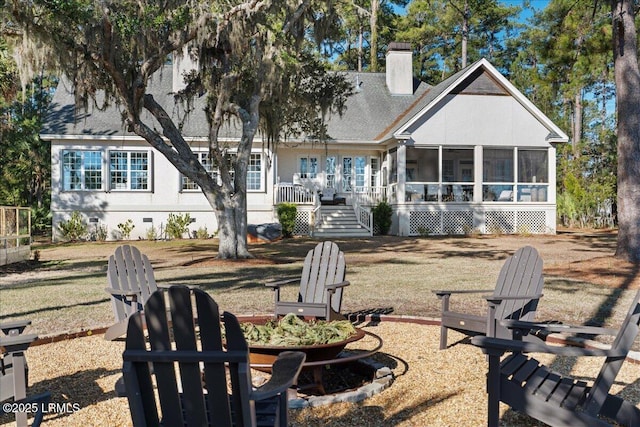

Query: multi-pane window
[325,156,336,188]
[354,156,366,189]
[182,152,215,190]
[299,157,318,179]
[110,151,149,190]
[62,150,103,191]
[181,152,262,191]
[247,154,262,190]
[370,158,380,187]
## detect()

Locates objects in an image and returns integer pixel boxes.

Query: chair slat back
[123,286,255,427]
[493,246,544,321]
[299,241,346,313]
[585,288,640,416]
[108,245,158,321]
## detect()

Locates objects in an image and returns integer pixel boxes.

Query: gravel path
[2,322,638,427]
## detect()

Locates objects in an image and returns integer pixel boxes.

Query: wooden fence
[0,206,31,266]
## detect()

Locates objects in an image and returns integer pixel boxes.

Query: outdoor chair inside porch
[265,241,350,320]
[122,285,306,427]
[434,245,544,349]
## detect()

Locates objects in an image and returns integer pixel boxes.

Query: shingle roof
[41,66,432,144]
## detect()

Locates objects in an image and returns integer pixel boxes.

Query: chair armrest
[265,278,299,289]
[471,336,628,358]
[486,293,543,303]
[251,351,306,401]
[434,289,494,297]
[501,319,618,336]
[104,287,139,298]
[0,320,32,336]
[0,333,38,352]
[325,280,350,292]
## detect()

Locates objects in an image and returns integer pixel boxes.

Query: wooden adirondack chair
[122,285,306,427]
[472,288,640,427]
[434,246,544,349]
[104,245,158,340]
[1,320,51,427]
[265,241,350,321]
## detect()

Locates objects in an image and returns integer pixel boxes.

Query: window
[370,157,380,187]
[181,152,262,192]
[62,150,103,191]
[247,153,262,190]
[182,152,216,191]
[354,156,366,189]
[342,157,353,192]
[299,156,318,179]
[325,156,336,188]
[110,151,149,191]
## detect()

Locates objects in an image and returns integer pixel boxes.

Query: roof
[40,67,432,144]
[40,59,568,145]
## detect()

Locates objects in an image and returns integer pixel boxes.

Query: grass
[0,233,637,339]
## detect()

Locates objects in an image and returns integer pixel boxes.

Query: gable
[450,68,509,96]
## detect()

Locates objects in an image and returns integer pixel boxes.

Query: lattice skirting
[409,209,548,235]
[294,210,311,236]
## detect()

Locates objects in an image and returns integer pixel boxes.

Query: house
[41,43,568,241]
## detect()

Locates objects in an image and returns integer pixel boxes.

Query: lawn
[1,232,638,339]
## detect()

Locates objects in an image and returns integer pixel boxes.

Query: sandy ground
[1,322,638,427]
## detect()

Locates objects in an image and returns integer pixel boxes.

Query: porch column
[397,143,409,236]
[474,146,483,203]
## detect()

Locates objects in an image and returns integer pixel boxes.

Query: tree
[611,0,640,262]
[394,0,521,82]
[10,0,352,258]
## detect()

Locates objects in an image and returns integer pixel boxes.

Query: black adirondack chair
[122,285,306,427]
[0,320,51,427]
[434,245,544,349]
[265,241,350,320]
[105,245,159,340]
[472,288,640,427]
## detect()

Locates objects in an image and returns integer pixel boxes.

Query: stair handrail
[351,194,373,236]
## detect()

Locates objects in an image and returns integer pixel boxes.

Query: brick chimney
[385,42,413,95]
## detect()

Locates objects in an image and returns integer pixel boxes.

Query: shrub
[166,213,192,239]
[117,219,135,240]
[372,201,393,235]
[193,226,211,239]
[58,211,88,241]
[276,203,297,238]
[145,226,158,241]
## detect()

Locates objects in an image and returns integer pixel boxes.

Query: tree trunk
[461,0,469,68]
[573,90,583,157]
[612,0,640,262]
[370,0,379,72]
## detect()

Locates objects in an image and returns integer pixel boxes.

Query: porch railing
[274,184,316,205]
[351,195,373,236]
[351,186,387,206]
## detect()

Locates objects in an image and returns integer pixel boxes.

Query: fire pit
[248,328,366,370]
[237,315,383,395]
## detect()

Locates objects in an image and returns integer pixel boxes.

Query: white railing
[351,186,387,206]
[274,184,316,205]
[351,196,373,235]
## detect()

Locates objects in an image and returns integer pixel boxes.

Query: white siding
[409,95,552,147]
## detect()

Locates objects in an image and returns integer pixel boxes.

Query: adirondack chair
[265,241,350,321]
[472,288,640,427]
[1,320,51,427]
[122,285,306,427]
[434,246,544,349]
[104,245,158,340]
